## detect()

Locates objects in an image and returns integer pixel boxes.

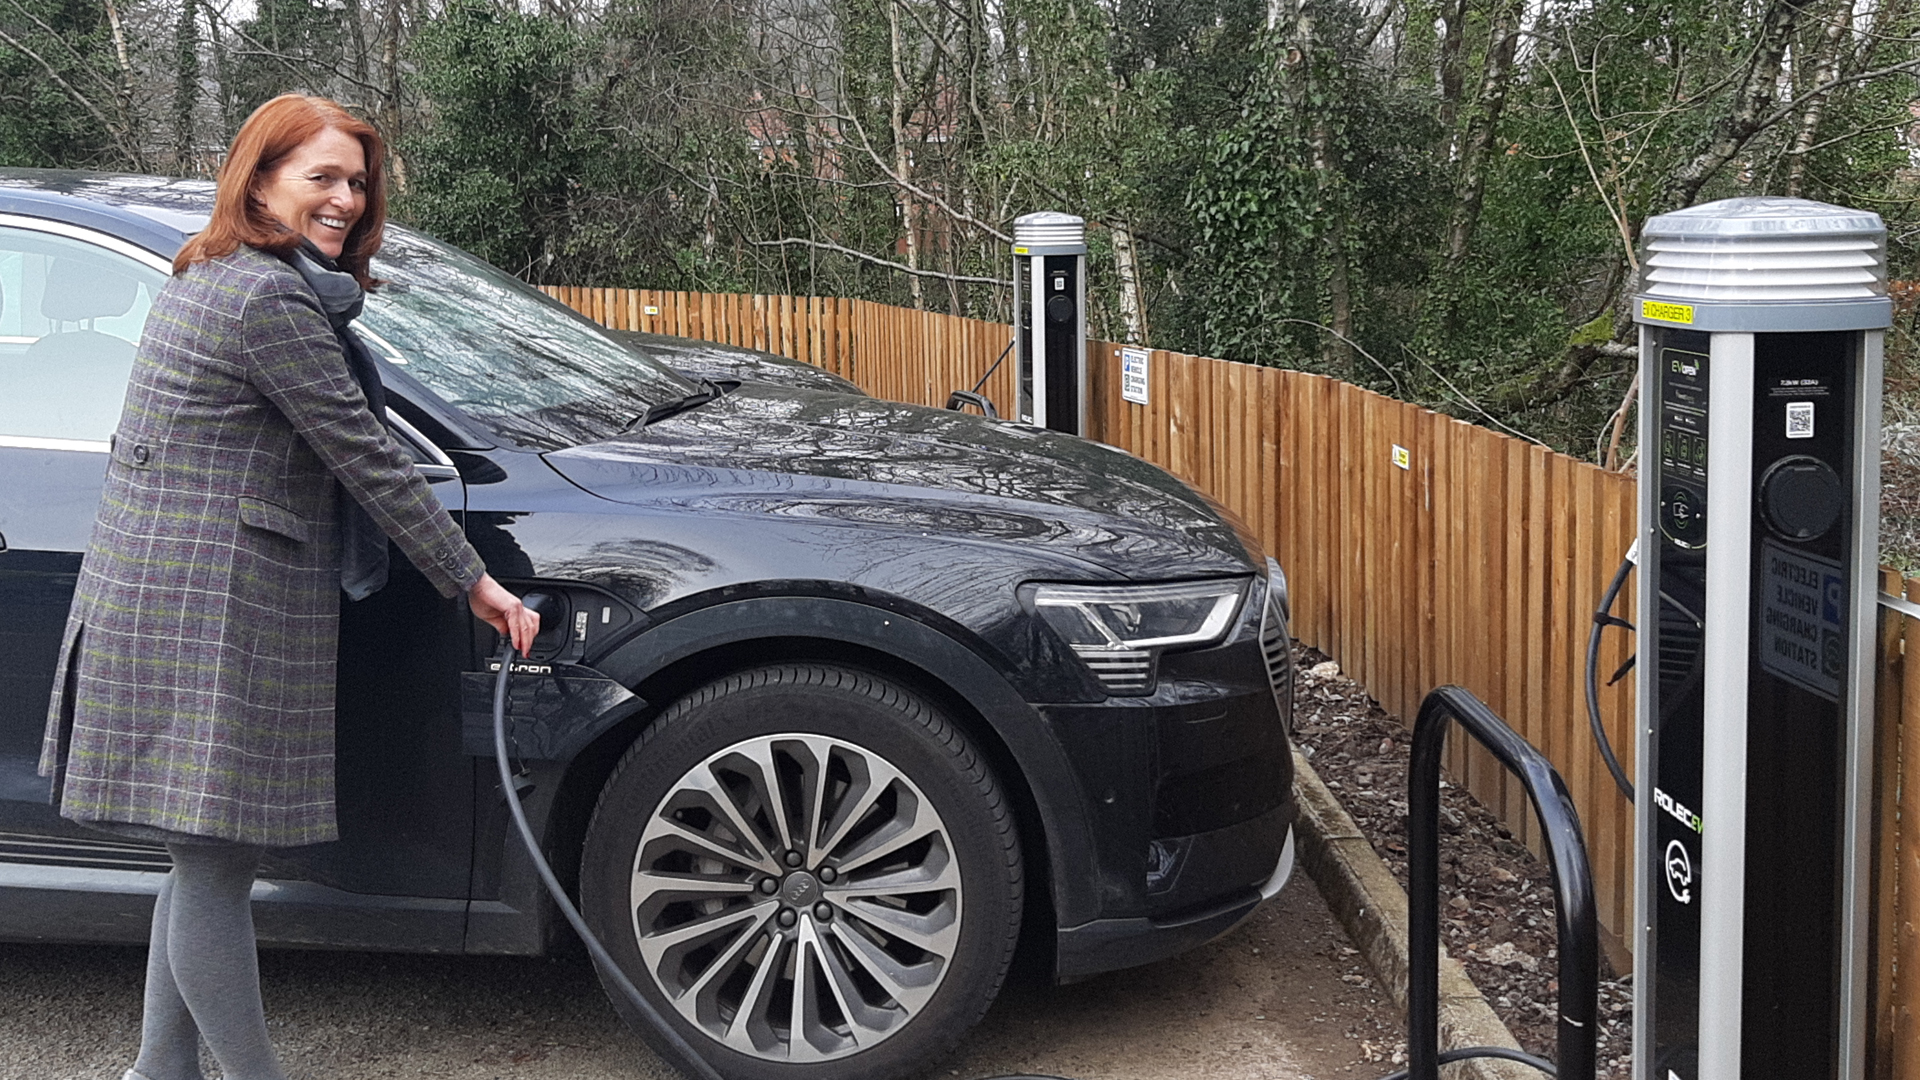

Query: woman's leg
[129,868,205,1080]
[157,842,287,1080]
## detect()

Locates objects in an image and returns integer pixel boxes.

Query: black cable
[493,636,728,1080]
[1377,1045,1559,1080]
[971,338,1016,394]
[1586,551,1636,803]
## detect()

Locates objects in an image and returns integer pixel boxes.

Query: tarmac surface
[0,871,1402,1080]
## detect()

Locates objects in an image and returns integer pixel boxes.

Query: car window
[360,228,696,451]
[0,225,164,443]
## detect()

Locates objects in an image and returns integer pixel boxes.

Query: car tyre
[579,663,1022,1080]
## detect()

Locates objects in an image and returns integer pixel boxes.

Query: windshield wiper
[630,378,737,429]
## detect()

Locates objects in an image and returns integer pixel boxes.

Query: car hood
[542,382,1253,580]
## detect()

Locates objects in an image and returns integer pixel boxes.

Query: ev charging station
[1012,211,1089,434]
[1632,198,1890,1080]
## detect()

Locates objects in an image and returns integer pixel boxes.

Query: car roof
[0,168,213,258]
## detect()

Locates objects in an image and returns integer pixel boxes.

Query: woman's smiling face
[254,126,367,259]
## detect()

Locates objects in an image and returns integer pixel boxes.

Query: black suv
[0,171,1296,1080]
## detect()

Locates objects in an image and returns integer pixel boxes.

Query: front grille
[1260,590,1293,731]
[1073,646,1154,693]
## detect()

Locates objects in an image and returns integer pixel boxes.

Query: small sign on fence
[1121,347,1150,405]
[1392,444,1412,470]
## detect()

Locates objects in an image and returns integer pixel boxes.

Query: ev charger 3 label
[1758,538,1846,702]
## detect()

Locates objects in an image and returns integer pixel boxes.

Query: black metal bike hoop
[1408,685,1599,1080]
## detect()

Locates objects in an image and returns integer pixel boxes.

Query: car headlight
[1029,579,1247,694]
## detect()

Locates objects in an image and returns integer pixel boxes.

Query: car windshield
[358,228,694,450]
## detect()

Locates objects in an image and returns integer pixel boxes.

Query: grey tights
[131,842,288,1080]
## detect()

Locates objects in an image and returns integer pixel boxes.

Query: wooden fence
[543,286,1020,415]
[549,285,1920,1075]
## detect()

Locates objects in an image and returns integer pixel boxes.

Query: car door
[0,217,171,871]
[264,329,482,914]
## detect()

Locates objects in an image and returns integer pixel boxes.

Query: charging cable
[1586,542,1637,803]
[491,621,727,1080]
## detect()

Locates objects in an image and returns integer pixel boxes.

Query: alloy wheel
[628,733,963,1062]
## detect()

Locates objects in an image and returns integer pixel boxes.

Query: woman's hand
[469,573,540,657]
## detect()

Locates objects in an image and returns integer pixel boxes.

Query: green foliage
[0,0,114,168]
[223,0,353,118]
[400,0,589,280]
[1175,12,1447,385]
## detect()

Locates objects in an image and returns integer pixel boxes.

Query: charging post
[1632,198,1890,1080]
[1012,211,1088,434]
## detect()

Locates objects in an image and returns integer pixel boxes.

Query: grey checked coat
[39,245,487,847]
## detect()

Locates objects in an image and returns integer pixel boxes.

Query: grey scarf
[284,241,390,601]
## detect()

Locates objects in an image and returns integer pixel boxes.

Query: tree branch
[750,237,1012,285]
[0,23,136,163]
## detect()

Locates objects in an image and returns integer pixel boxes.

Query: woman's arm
[238,270,537,653]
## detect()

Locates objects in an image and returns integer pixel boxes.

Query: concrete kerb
[1291,747,1538,1080]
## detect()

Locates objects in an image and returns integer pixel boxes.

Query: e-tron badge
[1665,840,1694,904]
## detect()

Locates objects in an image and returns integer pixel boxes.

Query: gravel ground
[1287,646,1636,1080]
[0,847,1401,1080]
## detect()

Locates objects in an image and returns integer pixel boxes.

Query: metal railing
[1407,686,1598,1080]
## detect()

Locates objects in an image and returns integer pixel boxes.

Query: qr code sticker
[1786,401,1815,439]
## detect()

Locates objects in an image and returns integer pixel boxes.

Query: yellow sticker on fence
[644,305,660,316]
[1641,299,1695,324]
[1392,445,1411,470]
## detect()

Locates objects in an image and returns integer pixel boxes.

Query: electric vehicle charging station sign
[1121,347,1149,405]
[1758,539,1845,701]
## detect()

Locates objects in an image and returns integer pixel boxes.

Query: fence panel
[1874,577,1920,1079]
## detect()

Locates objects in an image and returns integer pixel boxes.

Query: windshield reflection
[359,228,693,450]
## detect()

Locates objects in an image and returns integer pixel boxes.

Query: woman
[38,94,538,1080]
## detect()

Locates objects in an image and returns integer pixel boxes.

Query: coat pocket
[237,495,313,543]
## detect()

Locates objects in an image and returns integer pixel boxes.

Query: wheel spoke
[686,767,782,871]
[721,933,787,1054]
[789,735,840,865]
[648,815,778,875]
[682,913,775,1021]
[639,903,768,969]
[839,896,959,958]
[808,918,900,1037]
[735,740,796,856]
[788,935,819,1061]
[816,755,905,857]
[838,849,962,893]
[633,870,756,898]
[824,917,944,1010]
[833,815,940,878]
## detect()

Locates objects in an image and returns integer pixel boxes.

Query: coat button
[132,445,149,464]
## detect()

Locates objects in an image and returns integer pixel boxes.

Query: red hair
[175,94,387,289]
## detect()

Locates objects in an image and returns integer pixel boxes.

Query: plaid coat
[39,245,487,847]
